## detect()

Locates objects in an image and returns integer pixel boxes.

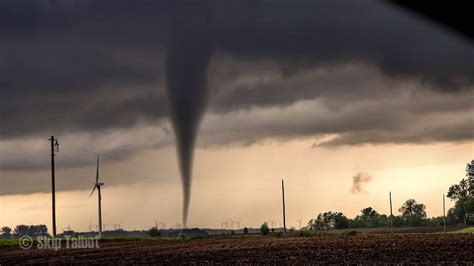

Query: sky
[0,0,473,231]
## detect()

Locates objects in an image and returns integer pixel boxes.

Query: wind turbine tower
[89,154,105,238]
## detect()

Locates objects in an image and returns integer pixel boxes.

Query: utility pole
[49,136,59,237]
[282,179,286,236]
[389,191,393,234]
[443,193,446,233]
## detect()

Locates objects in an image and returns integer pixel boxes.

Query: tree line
[1,224,49,238]
[306,161,474,230]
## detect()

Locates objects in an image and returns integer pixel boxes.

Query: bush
[243,227,249,234]
[447,208,463,225]
[1,227,12,238]
[348,218,366,228]
[299,230,311,237]
[404,216,424,227]
[425,216,444,226]
[148,226,161,237]
[392,216,404,227]
[260,222,270,236]
[377,215,390,227]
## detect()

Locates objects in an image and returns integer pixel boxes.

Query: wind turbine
[89,154,104,238]
[113,222,122,230]
[235,220,241,230]
[88,221,94,232]
[220,220,226,230]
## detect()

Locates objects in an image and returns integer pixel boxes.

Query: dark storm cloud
[0,0,473,171]
[3,0,473,200]
[1,0,473,138]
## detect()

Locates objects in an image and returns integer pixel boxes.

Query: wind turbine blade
[98,186,102,201]
[89,186,97,198]
[96,154,100,183]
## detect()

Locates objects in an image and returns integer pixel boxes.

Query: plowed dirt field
[1,234,473,264]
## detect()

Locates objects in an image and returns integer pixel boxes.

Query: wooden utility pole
[49,136,59,237]
[443,193,446,233]
[282,179,286,236]
[389,191,393,233]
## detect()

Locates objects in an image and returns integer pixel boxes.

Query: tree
[361,207,379,218]
[14,225,30,236]
[243,227,249,234]
[308,211,348,230]
[1,226,12,238]
[399,199,426,226]
[467,160,474,181]
[348,218,366,228]
[12,224,48,237]
[392,216,405,227]
[447,177,474,225]
[447,178,472,201]
[334,213,349,229]
[357,207,380,227]
[447,207,463,225]
[377,214,390,227]
[399,199,426,218]
[29,225,48,236]
[425,216,444,226]
[260,222,270,236]
[148,226,161,237]
[309,212,333,230]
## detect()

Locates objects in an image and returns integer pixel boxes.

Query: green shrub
[299,230,310,237]
[148,226,161,237]
[260,222,270,236]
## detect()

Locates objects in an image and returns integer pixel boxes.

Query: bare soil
[1,234,473,264]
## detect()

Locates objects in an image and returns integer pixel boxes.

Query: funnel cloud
[164,5,213,226]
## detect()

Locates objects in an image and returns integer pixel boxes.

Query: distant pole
[389,191,393,234]
[443,193,446,233]
[98,187,102,238]
[282,179,287,236]
[49,136,58,238]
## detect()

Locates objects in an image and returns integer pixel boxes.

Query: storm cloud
[351,172,373,194]
[1,0,473,180]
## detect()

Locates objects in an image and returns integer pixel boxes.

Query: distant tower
[89,154,105,238]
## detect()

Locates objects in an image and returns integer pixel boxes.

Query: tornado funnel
[165,38,211,228]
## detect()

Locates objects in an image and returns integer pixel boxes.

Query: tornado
[165,36,212,228]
